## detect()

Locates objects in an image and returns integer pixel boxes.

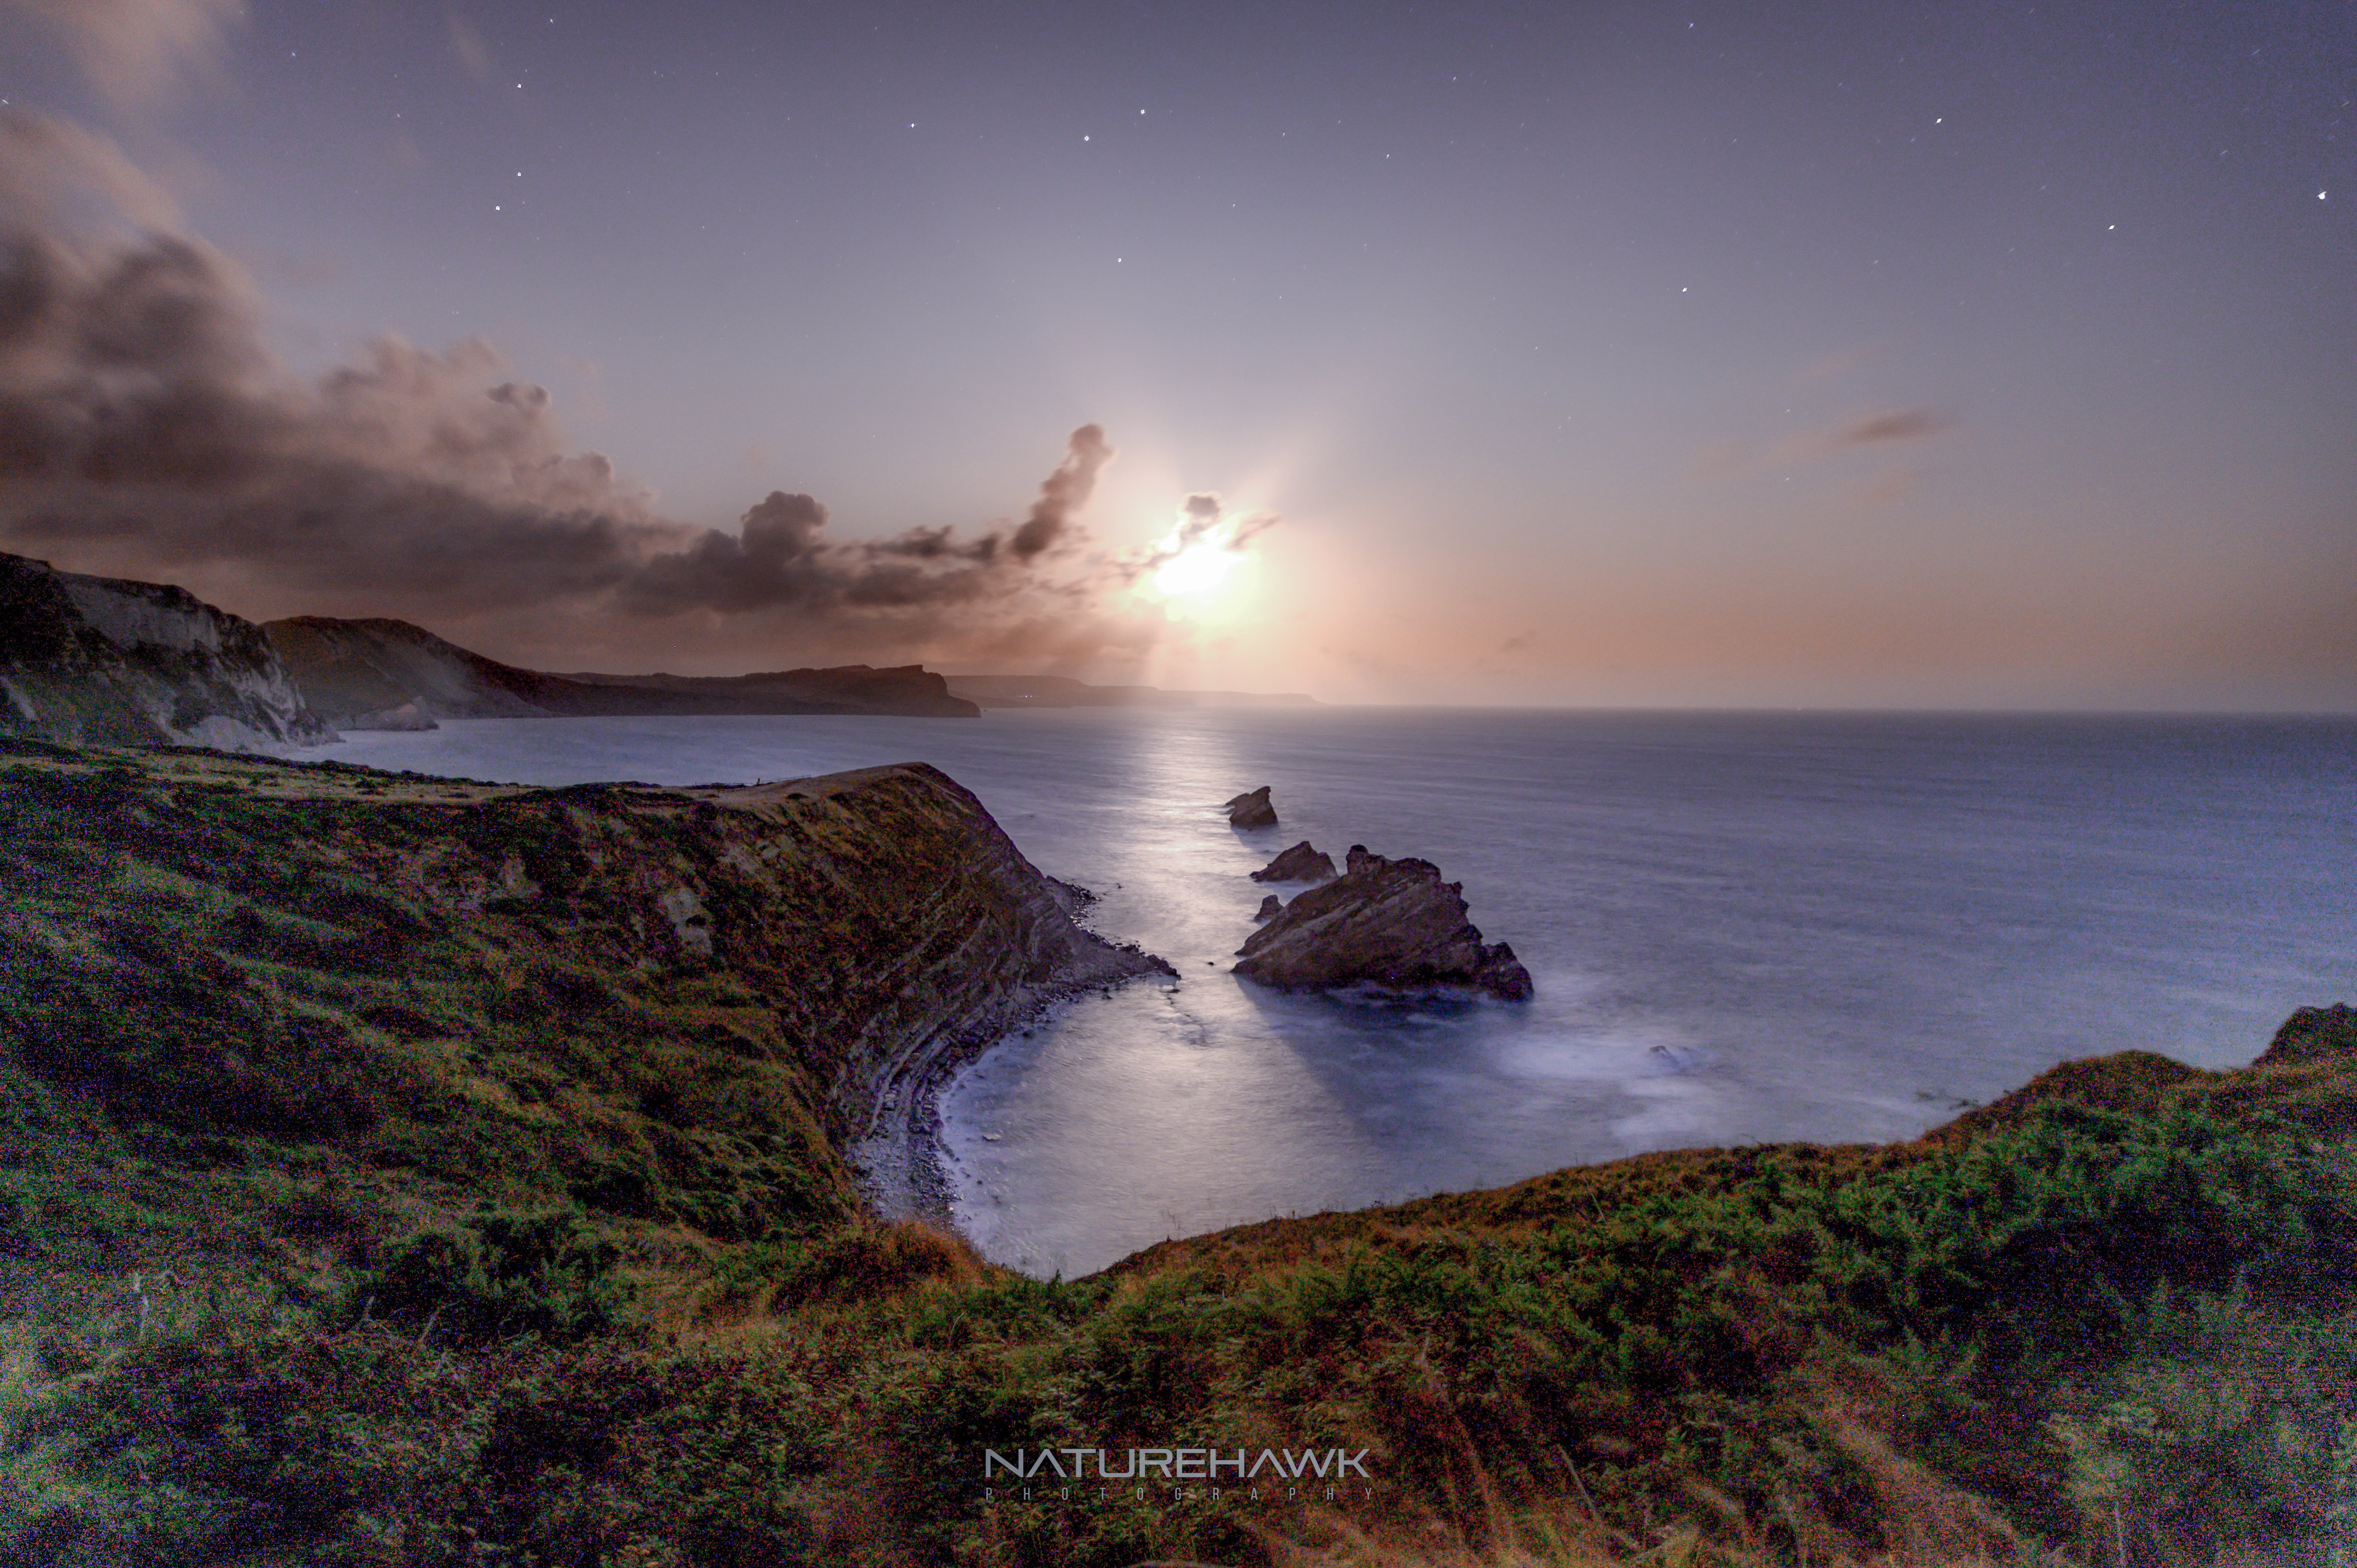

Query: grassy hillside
[2,740,2351,1566]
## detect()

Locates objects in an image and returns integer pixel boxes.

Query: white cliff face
[61,579,230,656]
[0,552,337,753]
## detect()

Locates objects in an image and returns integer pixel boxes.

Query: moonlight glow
[1133,493,1273,617]
[1153,540,1241,600]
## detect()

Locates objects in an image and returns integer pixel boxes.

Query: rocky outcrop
[1234,845,1533,999]
[268,616,981,723]
[344,701,438,732]
[2261,1004,2357,1066]
[1256,894,1283,921]
[1252,841,1336,883]
[0,552,334,751]
[1225,785,1277,829]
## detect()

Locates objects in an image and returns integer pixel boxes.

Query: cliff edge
[0,741,1162,1236]
[0,551,333,751]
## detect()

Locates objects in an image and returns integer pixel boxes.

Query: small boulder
[1255,894,1283,921]
[342,701,438,732]
[1225,785,1277,829]
[2260,1003,2357,1066]
[1252,841,1336,883]
[1234,846,1532,1000]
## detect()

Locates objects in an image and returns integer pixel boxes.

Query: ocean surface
[315,708,2357,1277]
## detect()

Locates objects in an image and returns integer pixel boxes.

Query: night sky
[1,1,2350,707]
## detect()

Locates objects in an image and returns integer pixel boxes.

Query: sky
[0,0,2350,708]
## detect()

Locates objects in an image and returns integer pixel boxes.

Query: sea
[312,708,2357,1279]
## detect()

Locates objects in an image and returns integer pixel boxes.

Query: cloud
[1694,405,1950,483]
[1757,406,1951,467]
[444,9,494,85]
[0,0,245,110]
[0,111,181,230]
[0,109,1269,674]
[1828,408,1946,447]
[1790,344,1879,385]
[1009,422,1110,560]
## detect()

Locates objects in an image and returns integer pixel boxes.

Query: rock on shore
[1234,845,1533,999]
[1252,841,1337,883]
[1225,785,1278,829]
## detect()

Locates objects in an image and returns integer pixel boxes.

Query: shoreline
[852,891,1174,1227]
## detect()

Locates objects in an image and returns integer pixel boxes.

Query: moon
[1153,540,1239,601]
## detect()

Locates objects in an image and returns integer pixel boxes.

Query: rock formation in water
[1256,894,1283,921]
[0,551,334,751]
[266,616,979,724]
[1225,785,1278,829]
[1252,840,1336,883]
[2262,1004,2357,1065]
[1234,845,1533,999]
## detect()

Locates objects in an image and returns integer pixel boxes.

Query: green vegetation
[2,738,2352,1565]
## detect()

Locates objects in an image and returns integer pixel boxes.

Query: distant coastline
[944,673,1319,709]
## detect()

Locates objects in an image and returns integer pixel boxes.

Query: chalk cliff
[0,551,333,751]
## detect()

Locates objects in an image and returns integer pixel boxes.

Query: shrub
[348,1207,631,1344]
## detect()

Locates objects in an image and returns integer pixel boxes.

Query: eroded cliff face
[0,552,333,751]
[0,742,1162,1235]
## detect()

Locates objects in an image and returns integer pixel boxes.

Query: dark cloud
[1008,422,1111,560]
[1743,406,1953,471]
[0,110,1192,667]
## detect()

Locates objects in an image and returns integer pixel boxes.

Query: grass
[3,737,2354,1565]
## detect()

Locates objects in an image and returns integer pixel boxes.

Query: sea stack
[1255,894,1283,921]
[1225,785,1278,829]
[1234,846,1533,1000]
[1252,841,1337,884]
